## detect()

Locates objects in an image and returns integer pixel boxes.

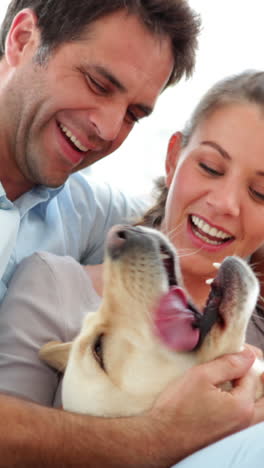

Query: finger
[252,395,264,424]
[245,343,263,359]
[231,367,258,402]
[200,349,256,386]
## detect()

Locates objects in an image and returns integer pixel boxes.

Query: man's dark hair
[0,0,201,85]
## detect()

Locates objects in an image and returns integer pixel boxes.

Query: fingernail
[239,348,255,361]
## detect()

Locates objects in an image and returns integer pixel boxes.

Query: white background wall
[1,1,264,194]
[91,0,264,194]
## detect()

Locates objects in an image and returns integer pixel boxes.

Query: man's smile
[59,123,89,152]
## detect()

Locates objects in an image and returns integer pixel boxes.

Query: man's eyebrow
[201,140,231,160]
[93,65,127,92]
[90,65,153,117]
[135,103,153,117]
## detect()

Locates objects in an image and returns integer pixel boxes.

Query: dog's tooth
[205,278,214,285]
[160,253,170,259]
[213,262,221,269]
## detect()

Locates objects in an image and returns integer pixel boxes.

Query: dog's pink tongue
[154,286,199,351]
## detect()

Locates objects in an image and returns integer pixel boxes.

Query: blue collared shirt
[0,172,145,303]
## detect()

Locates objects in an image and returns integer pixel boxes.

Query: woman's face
[162,102,264,278]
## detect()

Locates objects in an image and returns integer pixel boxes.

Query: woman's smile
[187,214,235,252]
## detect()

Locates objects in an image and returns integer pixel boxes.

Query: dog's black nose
[108,224,129,243]
[106,225,130,259]
[115,228,128,240]
[106,225,146,259]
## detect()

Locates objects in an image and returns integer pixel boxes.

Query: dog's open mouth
[160,244,178,287]
[106,225,236,354]
[154,244,202,351]
[155,247,226,352]
[194,275,225,348]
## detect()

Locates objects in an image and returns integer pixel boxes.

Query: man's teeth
[59,124,89,152]
[191,215,231,245]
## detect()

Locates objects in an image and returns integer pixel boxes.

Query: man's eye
[93,334,105,370]
[125,109,140,124]
[199,162,223,176]
[88,75,108,95]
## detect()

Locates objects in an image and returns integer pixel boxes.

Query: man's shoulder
[20,251,80,273]
[60,173,147,220]
[13,251,85,297]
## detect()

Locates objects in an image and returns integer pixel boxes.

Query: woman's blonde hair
[139,70,264,228]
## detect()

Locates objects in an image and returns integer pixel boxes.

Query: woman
[141,70,264,348]
[0,70,264,467]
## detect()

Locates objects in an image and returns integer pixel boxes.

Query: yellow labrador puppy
[40,225,264,416]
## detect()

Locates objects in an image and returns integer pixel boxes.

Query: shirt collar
[0,181,65,217]
[0,182,15,210]
[15,184,65,217]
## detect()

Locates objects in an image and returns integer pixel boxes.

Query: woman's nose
[206,181,241,217]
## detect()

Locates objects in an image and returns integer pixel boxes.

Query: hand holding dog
[149,348,258,466]
[0,348,259,468]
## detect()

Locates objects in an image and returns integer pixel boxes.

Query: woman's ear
[5,9,39,66]
[165,132,182,187]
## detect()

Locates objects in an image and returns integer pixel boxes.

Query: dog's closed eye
[93,334,105,370]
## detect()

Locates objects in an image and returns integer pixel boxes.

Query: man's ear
[165,131,182,188]
[5,8,39,66]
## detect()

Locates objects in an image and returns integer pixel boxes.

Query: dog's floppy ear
[39,340,72,372]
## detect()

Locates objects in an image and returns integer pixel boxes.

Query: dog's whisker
[176,246,204,258]
[250,260,262,269]
[253,271,262,279]
[162,224,205,259]
[165,221,186,241]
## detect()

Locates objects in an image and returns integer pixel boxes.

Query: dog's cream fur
[40,225,264,416]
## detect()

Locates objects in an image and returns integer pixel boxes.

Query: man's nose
[90,103,127,142]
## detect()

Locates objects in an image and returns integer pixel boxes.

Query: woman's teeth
[59,123,88,152]
[191,215,232,245]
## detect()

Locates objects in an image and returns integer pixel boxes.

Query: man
[0,2,263,468]
[0,0,199,299]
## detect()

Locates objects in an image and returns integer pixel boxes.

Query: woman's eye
[250,188,264,202]
[199,162,223,176]
[93,334,105,370]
